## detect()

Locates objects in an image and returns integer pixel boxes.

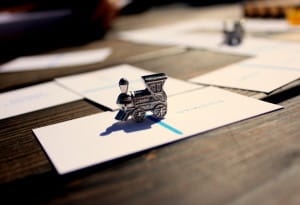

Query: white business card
[56,64,201,110]
[33,87,282,174]
[0,82,82,120]
[189,62,300,93]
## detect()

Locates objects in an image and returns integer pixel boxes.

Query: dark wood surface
[1,4,300,205]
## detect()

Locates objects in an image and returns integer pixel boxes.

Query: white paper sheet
[189,62,300,93]
[168,33,292,56]
[56,64,201,110]
[244,19,291,33]
[240,43,300,71]
[119,18,290,41]
[119,26,292,56]
[0,47,112,72]
[167,18,291,33]
[117,17,296,56]
[33,87,282,174]
[117,27,180,47]
[0,82,82,120]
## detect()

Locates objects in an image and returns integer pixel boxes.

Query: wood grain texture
[0,100,102,183]
[0,88,299,205]
[0,4,299,205]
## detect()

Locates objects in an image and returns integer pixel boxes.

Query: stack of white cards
[33,66,282,174]
[55,64,201,110]
[0,65,200,120]
[0,63,284,174]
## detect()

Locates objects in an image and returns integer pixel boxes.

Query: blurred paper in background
[0,47,112,72]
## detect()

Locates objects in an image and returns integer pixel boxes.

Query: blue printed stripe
[147,116,183,135]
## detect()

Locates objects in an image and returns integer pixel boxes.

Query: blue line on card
[147,115,183,135]
[241,63,300,72]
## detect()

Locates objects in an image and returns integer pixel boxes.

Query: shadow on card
[100,117,159,136]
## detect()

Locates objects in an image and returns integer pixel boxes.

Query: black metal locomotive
[115,73,168,122]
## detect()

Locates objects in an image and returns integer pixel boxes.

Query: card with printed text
[0,82,82,120]
[56,64,201,110]
[33,87,282,174]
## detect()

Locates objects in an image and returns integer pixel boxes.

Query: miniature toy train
[115,73,168,122]
[223,20,245,46]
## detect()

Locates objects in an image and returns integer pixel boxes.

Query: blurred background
[2,0,300,61]
[0,0,250,62]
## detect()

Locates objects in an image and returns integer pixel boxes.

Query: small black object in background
[223,20,245,46]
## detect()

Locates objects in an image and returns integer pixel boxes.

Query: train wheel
[153,104,167,118]
[132,108,146,122]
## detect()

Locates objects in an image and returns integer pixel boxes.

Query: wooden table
[1,4,299,205]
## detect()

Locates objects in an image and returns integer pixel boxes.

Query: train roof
[142,73,167,83]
